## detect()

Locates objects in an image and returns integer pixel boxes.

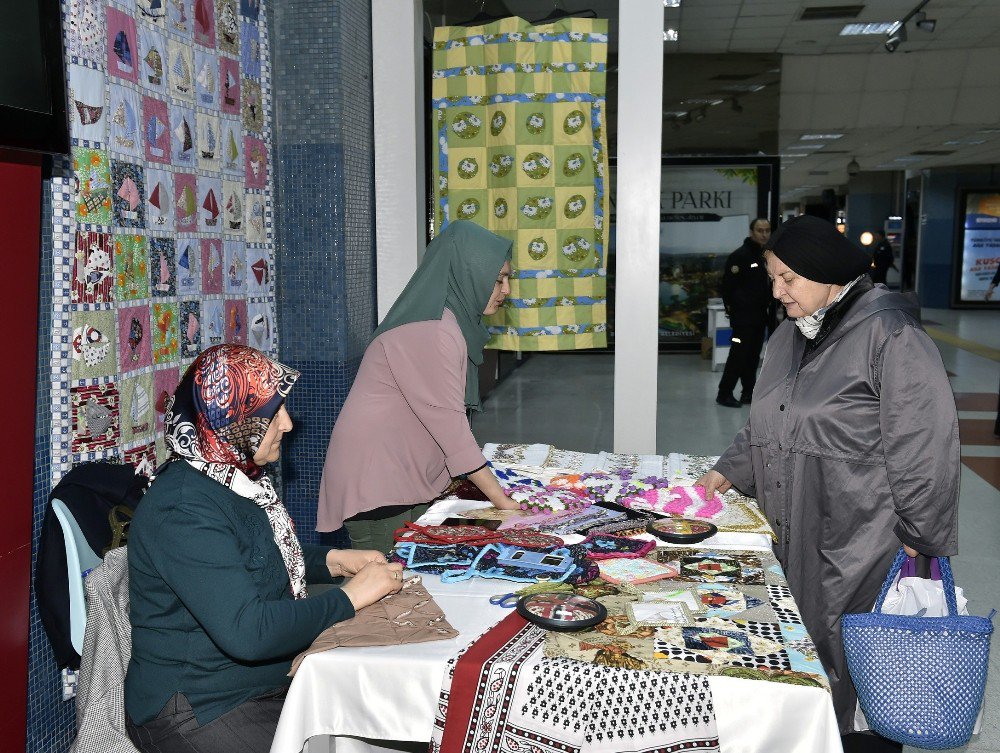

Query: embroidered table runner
[432,611,720,753]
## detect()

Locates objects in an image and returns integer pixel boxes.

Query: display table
[271,495,841,753]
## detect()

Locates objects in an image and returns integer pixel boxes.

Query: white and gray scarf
[793,274,866,340]
[187,460,308,599]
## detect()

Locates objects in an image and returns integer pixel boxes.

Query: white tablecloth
[272,500,841,753]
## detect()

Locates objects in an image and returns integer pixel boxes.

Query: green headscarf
[372,220,512,411]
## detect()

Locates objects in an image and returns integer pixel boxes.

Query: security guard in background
[716,217,774,408]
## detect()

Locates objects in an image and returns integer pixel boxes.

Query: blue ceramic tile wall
[25,0,376,743]
[269,0,375,549]
[27,160,77,753]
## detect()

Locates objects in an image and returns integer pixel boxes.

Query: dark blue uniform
[718,237,773,402]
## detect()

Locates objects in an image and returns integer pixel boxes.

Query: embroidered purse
[579,533,656,560]
[440,544,577,585]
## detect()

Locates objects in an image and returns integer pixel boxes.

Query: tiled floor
[473,307,1000,753]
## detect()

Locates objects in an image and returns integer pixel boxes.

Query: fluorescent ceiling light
[663,28,678,41]
[663,0,681,6]
[682,98,723,106]
[840,22,896,36]
[977,128,1000,134]
[943,139,986,146]
[787,144,825,150]
[718,84,767,93]
[894,156,922,162]
[800,133,844,140]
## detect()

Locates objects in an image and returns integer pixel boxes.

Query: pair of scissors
[489,592,519,608]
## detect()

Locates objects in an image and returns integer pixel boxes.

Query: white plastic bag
[853,574,982,733]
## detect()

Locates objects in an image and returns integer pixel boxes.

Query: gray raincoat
[714,284,960,733]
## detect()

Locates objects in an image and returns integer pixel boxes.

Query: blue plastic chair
[51,499,103,656]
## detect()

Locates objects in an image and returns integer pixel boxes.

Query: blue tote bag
[842,548,995,749]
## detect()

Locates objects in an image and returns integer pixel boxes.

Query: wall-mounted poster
[954,190,1000,307]
[657,159,776,346]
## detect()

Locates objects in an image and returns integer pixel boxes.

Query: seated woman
[125,344,403,753]
[318,221,519,554]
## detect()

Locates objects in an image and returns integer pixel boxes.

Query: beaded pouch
[390,542,479,573]
[440,544,577,584]
[393,522,501,546]
[579,533,656,560]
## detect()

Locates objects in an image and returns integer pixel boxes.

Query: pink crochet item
[669,485,724,519]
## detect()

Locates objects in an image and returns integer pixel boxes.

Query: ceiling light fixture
[840,22,896,35]
[884,21,907,52]
[914,11,936,31]
[884,0,932,53]
[800,133,844,140]
[847,157,860,176]
[663,28,678,42]
[663,0,681,6]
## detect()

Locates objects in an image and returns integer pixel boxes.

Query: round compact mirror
[646,518,718,545]
[516,592,608,631]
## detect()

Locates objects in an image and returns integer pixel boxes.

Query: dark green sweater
[125,460,354,726]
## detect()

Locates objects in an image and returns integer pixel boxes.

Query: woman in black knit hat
[697,215,960,753]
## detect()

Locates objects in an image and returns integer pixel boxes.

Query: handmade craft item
[508,484,592,514]
[579,533,656,560]
[544,591,829,689]
[516,593,608,631]
[289,576,457,675]
[597,558,678,585]
[646,518,718,545]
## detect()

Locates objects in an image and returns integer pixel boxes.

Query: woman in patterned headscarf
[125,344,403,753]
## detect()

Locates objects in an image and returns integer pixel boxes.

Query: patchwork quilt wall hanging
[431,17,610,351]
[52,0,277,479]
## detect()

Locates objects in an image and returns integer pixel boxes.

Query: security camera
[885,20,906,52]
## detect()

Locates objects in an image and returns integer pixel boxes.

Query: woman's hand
[491,495,520,510]
[341,561,404,610]
[695,470,732,499]
[466,465,520,510]
[326,549,387,578]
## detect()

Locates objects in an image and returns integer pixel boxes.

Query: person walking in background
[716,217,775,408]
[986,264,1000,437]
[870,229,897,285]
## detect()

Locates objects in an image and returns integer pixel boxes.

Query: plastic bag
[853,564,981,734]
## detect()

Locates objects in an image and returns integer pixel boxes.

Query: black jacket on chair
[35,462,149,668]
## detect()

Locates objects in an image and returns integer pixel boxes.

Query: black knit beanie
[764,215,871,284]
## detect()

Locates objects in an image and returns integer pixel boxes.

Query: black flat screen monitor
[0,0,70,155]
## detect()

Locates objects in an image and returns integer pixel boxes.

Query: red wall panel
[0,148,43,752]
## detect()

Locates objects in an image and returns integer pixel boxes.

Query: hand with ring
[341,560,405,610]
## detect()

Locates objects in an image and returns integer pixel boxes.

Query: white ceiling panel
[904,88,959,127]
[952,86,1000,125]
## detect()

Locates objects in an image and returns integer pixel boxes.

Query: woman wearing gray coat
[698,215,960,753]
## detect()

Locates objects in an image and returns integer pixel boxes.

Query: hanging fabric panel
[431,17,609,351]
[50,0,277,480]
